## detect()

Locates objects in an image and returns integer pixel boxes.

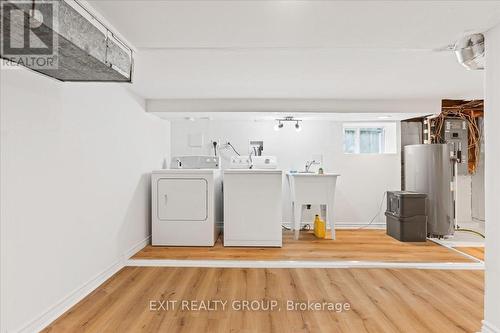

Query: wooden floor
[455,247,485,260]
[42,267,484,333]
[132,229,474,263]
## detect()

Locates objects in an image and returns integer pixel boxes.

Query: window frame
[343,126,386,155]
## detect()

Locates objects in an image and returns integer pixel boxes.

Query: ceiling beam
[147,98,441,114]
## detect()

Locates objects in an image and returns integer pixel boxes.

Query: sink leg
[294,229,300,240]
[293,202,302,240]
[326,204,336,240]
[327,205,335,239]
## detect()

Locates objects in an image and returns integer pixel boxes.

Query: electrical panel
[443,118,468,175]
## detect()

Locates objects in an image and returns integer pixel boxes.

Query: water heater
[404,144,454,237]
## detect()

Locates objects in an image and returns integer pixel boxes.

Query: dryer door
[157,178,208,221]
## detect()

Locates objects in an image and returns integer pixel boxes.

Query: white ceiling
[88,0,500,101]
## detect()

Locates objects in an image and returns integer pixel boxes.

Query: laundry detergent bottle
[313,215,326,238]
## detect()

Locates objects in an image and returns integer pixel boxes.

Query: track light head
[295,121,302,132]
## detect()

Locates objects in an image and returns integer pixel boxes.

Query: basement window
[343,123,397,154]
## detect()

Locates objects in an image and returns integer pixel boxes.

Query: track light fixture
[273,116,303,132]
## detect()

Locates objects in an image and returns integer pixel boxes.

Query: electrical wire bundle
[430,100,483,174]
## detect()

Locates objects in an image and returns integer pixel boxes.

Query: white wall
[456,175,473,223]
[170,119,401,225]
[483,23,500,333]
[472,118,485,222]
[0,68,170,332]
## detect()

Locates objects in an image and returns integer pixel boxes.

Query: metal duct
[1,0,133,82]
[454,33,485,70]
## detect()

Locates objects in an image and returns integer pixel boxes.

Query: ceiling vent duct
[1,0,133,82]
[454,33,485,70]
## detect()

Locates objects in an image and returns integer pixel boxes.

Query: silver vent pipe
[454,33,485,70]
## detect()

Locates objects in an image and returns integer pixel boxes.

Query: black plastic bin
[386,191,427,218]
[385,191,428,242]
[385,212,427,242]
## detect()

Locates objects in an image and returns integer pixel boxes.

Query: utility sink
[287,172,340,239]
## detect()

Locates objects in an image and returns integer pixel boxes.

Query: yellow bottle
[314,215,326,239]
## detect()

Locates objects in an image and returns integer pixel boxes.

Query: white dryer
[151,156,222,246]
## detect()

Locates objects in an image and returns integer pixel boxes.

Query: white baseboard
[15,235,151,333]
[281,221,385,229]
[16,261,123,333]
[123,235,151,260]
[482,320,500,333]
[217,222,385,230]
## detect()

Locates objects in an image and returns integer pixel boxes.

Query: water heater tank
[404,144,454,237]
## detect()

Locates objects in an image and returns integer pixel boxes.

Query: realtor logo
[1,0,58,69]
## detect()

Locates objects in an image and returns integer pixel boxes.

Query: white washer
[223,169,283,247]
[151,157,222,246]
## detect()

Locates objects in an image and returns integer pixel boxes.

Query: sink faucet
[305,160,320,172]
[175,158,182,168]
